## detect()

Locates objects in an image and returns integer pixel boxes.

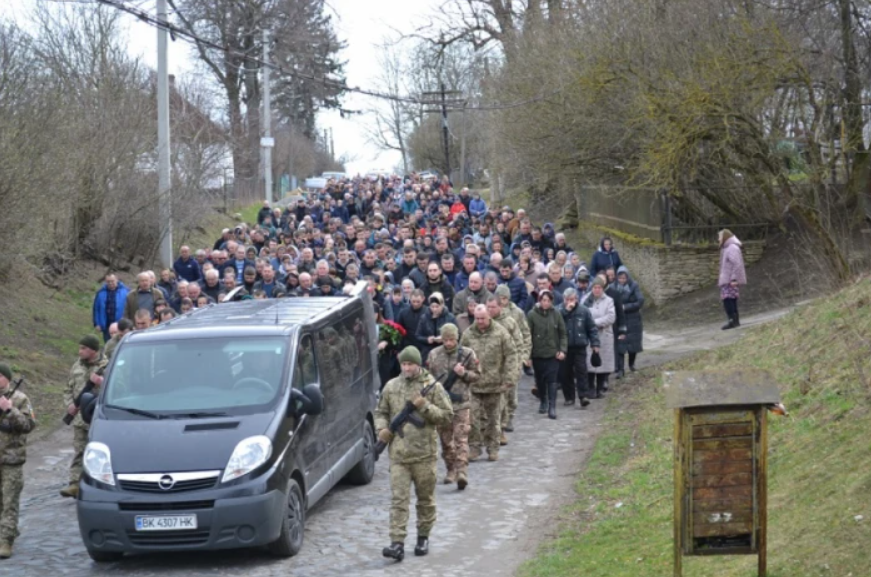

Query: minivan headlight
[83,442,115,486]
[222,436,272,483]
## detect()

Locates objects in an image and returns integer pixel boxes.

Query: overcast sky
[4,0,442,175]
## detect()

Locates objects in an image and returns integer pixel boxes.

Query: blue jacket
[173,256,202,283]
[401,199,420,215]
[499,273,531,312]
[469,198,487,218]
[590,245,623,277]
[93,282,130,330]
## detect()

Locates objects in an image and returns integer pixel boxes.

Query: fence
[577,185,772,246]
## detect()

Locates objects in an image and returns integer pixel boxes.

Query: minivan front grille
[116,471,220,494]
[127,530,211,547]
[118,500,214,512]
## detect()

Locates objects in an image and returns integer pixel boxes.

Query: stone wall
[570,225,765,305]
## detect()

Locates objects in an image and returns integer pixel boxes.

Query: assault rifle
[438,348,472,404]
[1,377,24,416]
[374,376,441,460]
[63,366,104,425]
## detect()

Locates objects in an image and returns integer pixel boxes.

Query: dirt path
[3,305,801,576]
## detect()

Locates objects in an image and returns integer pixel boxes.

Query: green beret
[79,334,102,352]
[440,323,459,340]
[494,284,511,298]
[0,363,12,382]
[397,346,422,366]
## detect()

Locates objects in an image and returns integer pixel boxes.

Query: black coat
[617,278,644,354]
[397,305,426,349]
[415,311,457,363]
[558,303,600,349]
[605,285,627,336]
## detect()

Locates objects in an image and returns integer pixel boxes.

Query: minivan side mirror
[290,384,324,416]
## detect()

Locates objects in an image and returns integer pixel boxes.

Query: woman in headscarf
[584,277,616,399]
[718,229,747,330]
[616,266,644,374]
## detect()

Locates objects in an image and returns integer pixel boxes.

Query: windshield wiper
[167,411,230,419]
[104,404,165,420]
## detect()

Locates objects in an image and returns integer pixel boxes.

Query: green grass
[239,203,261,227]
[521,277,871,577]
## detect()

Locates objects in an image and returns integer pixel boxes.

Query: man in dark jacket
[526,290,567,419]
[395,248,419,282]
[601,271,627,383]
[397,290,427,349]
[498,260,531,312]
[547,263,574,296]
[93,274,129,342]
[422,262,455,311]
[173,245,202,284]
[257,200,272,225]
[558,288,600,408]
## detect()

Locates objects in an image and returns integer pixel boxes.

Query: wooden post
[674,409,683,577]
[757,409,768,576]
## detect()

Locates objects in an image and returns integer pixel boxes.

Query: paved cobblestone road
[6,374,606,577]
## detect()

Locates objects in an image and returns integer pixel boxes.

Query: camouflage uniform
[0,387,36,546]
[375,369,453,543]
[426,345,480,479]
[460,321,517,458]
[491,310,522,432]
[502,302,532,429]
[65,354,108,485]
[102,333,122,361]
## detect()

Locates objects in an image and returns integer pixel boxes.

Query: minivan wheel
[268,478,305,557]
[87,549,123,563]
[344,420,376,485]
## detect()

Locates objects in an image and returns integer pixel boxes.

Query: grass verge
[521,277,871,577]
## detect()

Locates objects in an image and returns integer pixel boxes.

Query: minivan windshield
[105,337,287,416]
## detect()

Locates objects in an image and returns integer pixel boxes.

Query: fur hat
[79,334,101,352]
[398,346,422,366]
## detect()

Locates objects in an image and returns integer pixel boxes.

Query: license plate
[135,514,198,531]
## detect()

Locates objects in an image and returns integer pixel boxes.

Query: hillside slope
[522,276,871,576]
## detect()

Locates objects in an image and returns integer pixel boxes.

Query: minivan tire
[344,420,376,485]
[268,478,305,557]
[87,549,123,563]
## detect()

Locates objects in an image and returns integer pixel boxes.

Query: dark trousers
[616,352,638,373]
[559,346,587,401]
[532,358,560,402]
[723,298,738,318]
[587,373,609,397]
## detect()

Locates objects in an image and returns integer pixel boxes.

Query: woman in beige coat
[584,277,616,398]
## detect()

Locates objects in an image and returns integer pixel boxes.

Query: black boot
[538,398,547,414]
[547,383,557,419]
[383,542,405,561]
[577,385,590,407]
[734,311,740,327]
[414,536,429,556]
[721,317,736,330]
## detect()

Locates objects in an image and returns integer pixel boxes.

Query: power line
[91,0,563,112]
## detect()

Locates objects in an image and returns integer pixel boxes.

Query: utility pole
[440,82,451,179]
[261,28,273,203]
[157,0,173,268]
[459,100,467,188]
[329,127,335,161]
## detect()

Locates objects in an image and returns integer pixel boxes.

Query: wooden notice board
[665,370,780,577]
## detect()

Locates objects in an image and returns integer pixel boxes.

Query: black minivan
[76,283,379,562]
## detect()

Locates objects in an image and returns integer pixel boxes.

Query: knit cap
[79,334,101,352]
[0,363,12,382]
[398,346,422,366]
[440,323,459,340]
[494,284,511,298]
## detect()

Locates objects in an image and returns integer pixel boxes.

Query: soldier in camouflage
[375,346,453,562]
[0,363,36,559]
[60,335,107,499]
[426,324,479,490]
[495,284,532,432]
[484,295,521,447]
[460,305,518,462]
[102,318,133,362]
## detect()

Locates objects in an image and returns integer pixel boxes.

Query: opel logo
[158,475,176,490]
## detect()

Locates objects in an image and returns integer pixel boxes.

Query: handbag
[590,351,602,367]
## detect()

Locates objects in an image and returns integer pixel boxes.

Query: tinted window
[106,337,286,414]
[294,335,318,388]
